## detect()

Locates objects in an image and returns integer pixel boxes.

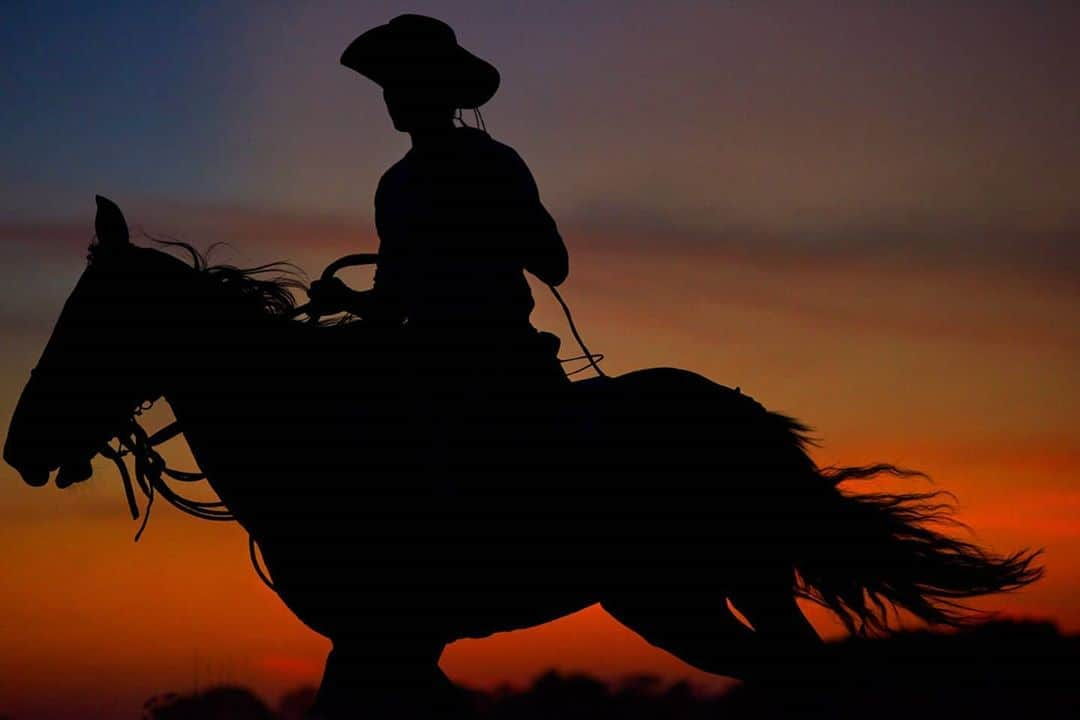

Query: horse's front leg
[309,635,470,719]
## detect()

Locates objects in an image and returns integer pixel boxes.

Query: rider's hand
[307,277,354,313]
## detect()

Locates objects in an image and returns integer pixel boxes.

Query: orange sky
[2,3,1079,718]
[1,234,1076,718]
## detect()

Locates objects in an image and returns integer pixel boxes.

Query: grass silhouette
[139,620,1077,719]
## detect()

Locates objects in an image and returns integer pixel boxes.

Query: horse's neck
[158,317,383,534]
[159,315,296,476]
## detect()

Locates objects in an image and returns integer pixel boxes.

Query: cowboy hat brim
[341,16,500,109]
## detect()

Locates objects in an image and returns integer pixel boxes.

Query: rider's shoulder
[466,127,516,156]
[458,128,531,176]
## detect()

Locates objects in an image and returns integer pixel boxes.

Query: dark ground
[139,620,1078,720]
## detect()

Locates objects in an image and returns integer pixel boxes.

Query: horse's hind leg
[601,580,822,684]
[310,634,469,719]
[601,589,768,681]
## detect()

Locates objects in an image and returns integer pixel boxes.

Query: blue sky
[1,4,1078,717]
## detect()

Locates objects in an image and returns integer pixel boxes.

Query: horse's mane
[149,237,307,321]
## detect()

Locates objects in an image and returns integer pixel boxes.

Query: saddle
[300,254,596,388]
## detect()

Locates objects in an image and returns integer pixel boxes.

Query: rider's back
[372,126,567,333]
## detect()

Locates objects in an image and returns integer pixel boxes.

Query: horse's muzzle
[4,421,51,486]
[5,374,56,487]
[5,454,51,487]
[4,449,91,488]
[5,431,95,488]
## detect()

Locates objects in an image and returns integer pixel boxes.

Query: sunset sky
[2,2,1078,718]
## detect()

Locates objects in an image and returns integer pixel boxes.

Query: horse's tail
[789,460,1043,635]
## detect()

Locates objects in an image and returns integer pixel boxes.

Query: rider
[311,14,570,396]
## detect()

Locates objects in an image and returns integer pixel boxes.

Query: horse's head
[4,196,195,488]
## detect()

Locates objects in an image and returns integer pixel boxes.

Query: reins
[99,408,278,591]
[100,411,231,539]
[548,284,606,378]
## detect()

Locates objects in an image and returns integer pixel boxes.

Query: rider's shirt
[372,126,567,331]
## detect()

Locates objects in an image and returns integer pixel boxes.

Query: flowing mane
[158,238,307,319]
[92,236,309,321]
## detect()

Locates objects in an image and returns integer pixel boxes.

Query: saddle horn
[94,194,129,247]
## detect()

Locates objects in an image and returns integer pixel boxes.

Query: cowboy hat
[340,14,500,109]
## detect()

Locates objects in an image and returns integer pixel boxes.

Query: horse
[4,196,1042,718]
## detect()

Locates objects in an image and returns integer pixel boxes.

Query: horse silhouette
[4,197,1042,718]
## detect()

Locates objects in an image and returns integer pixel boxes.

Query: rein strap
[99,413,277,591]
[101,416,233,541]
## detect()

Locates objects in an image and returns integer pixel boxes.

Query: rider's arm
[503,149,569,287]
[367,178,408,326]
[342,287,403,325]
[306,280,401,325]
[364,277,406,326]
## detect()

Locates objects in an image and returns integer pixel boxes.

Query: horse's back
[246,358,816,642]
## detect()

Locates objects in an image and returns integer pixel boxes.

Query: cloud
[1,200,1077,356]
[566,208,1080,292]
[0,219,93,257]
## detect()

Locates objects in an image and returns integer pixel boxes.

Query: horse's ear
[94,195,129,247]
